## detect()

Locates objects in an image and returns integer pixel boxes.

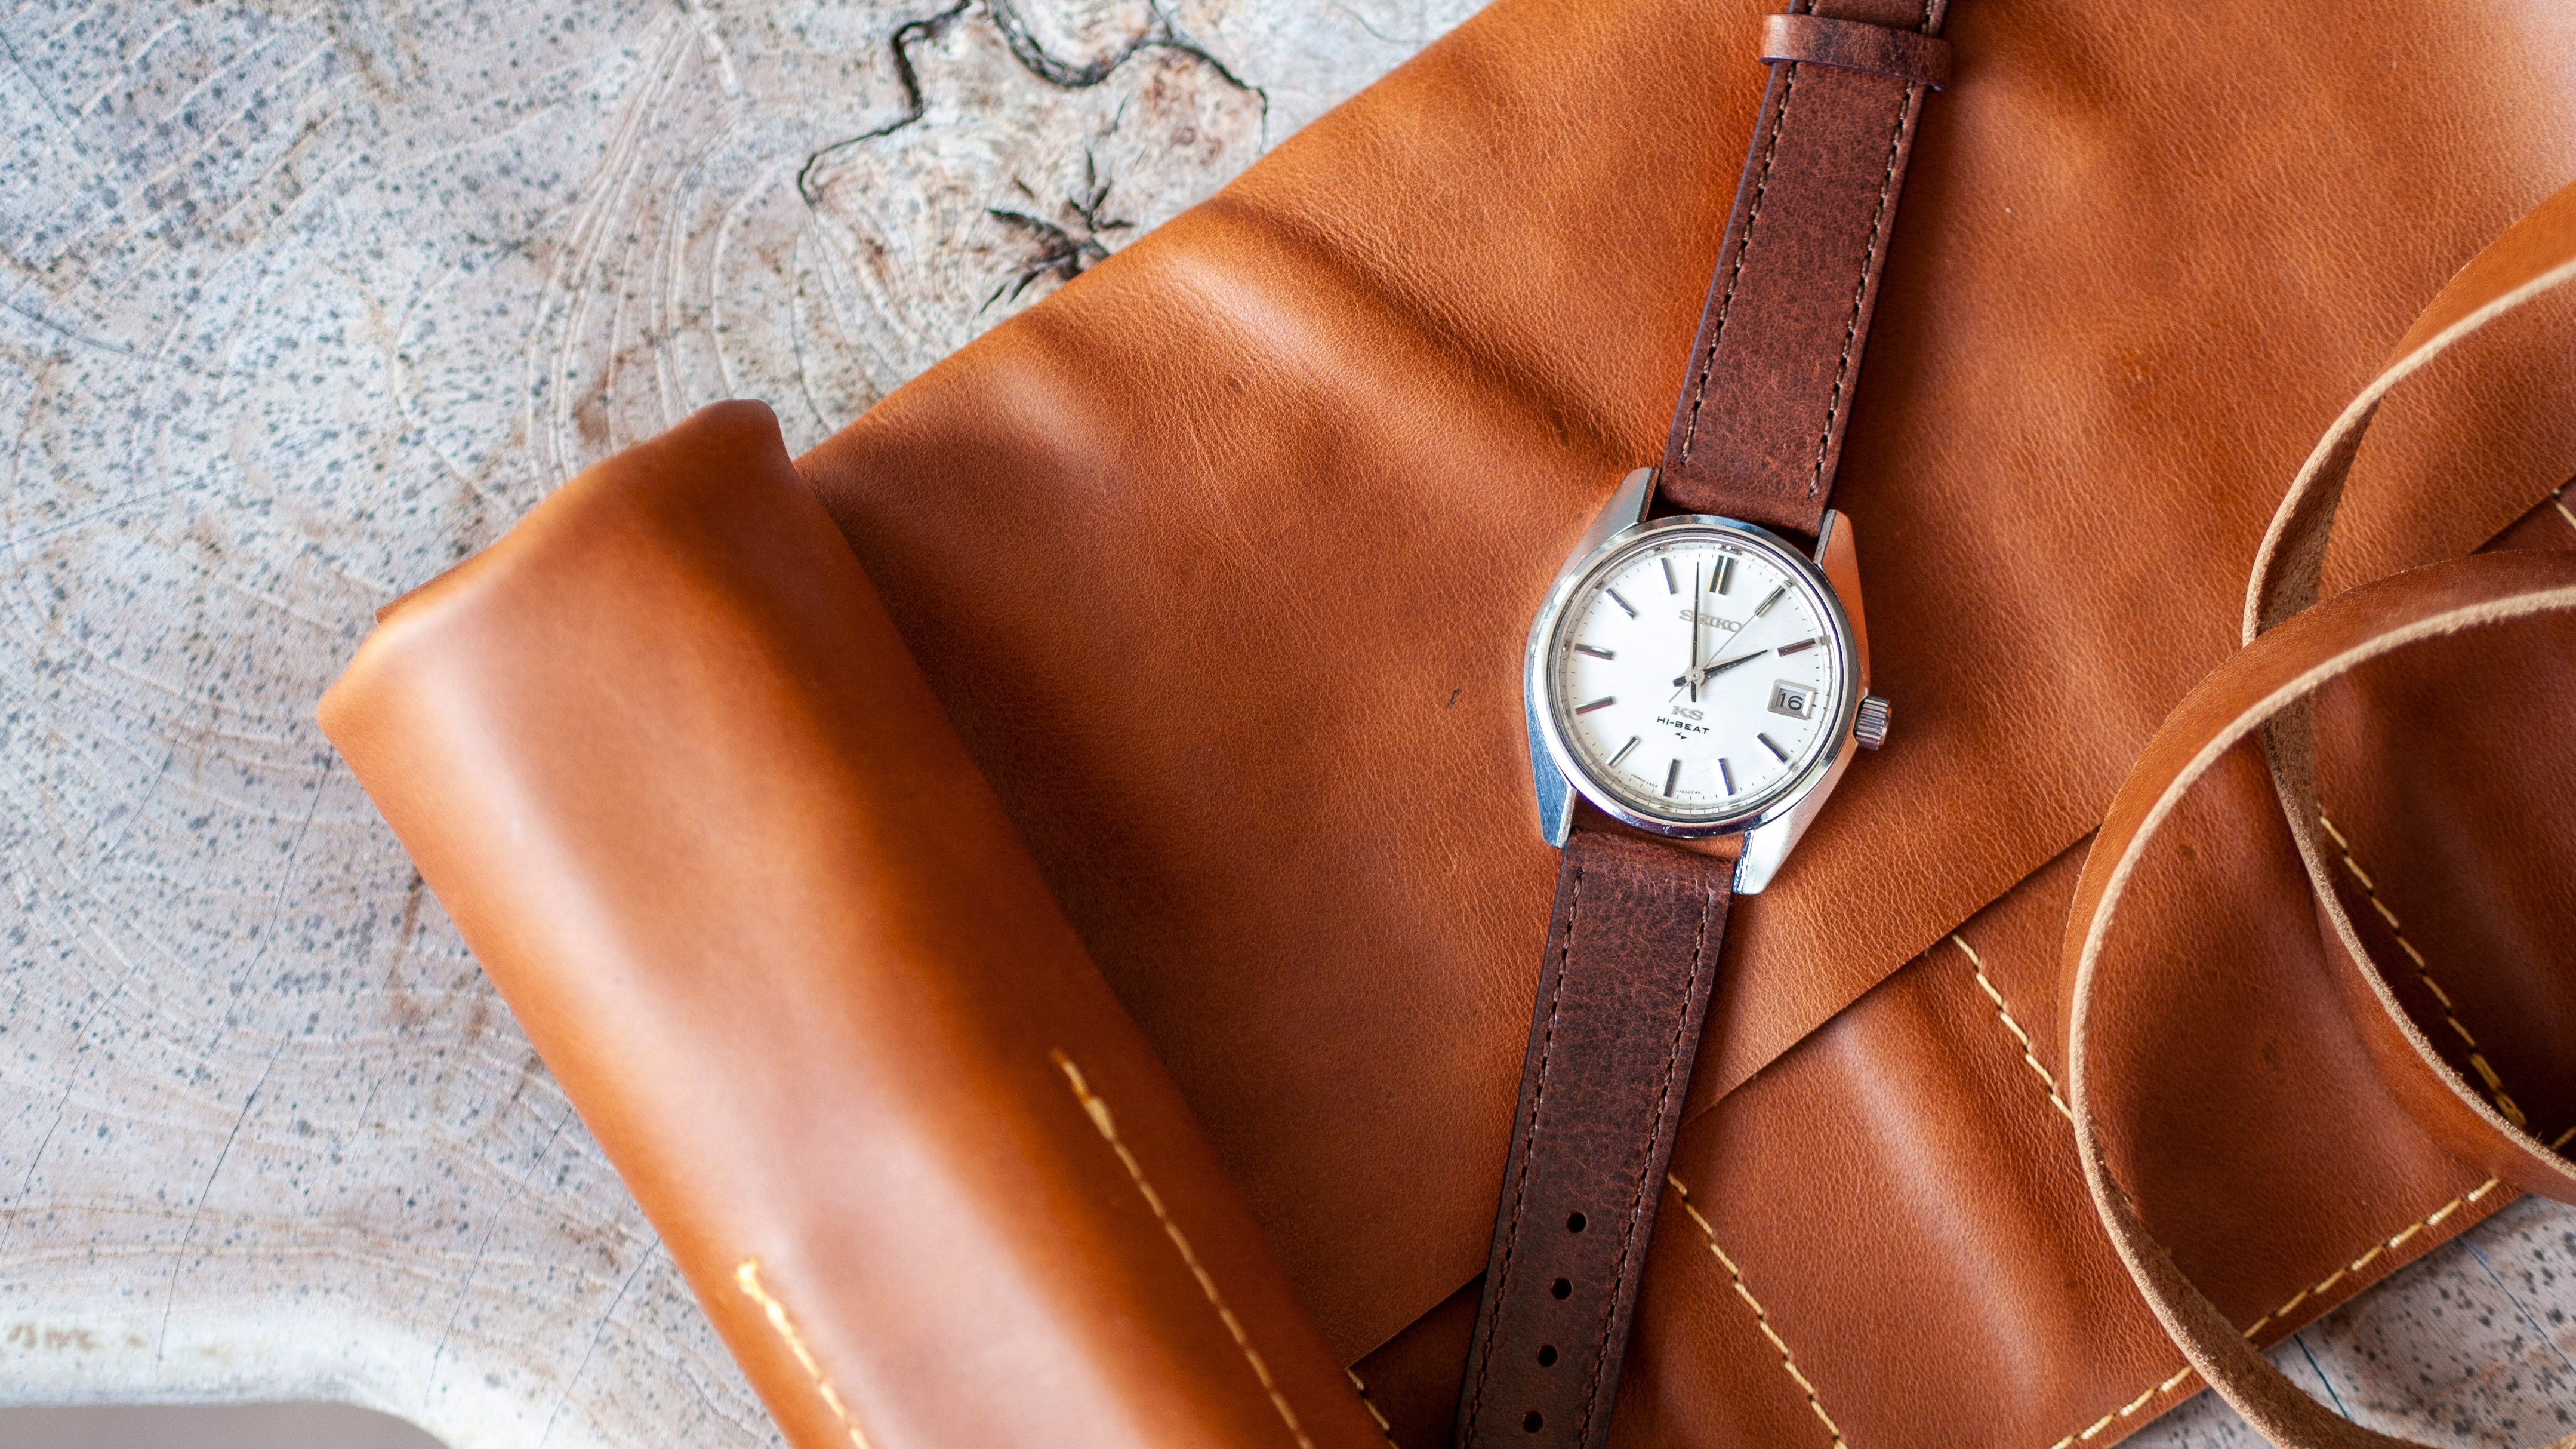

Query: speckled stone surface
[0,2,2569,1447]
[0,3,1469,1445]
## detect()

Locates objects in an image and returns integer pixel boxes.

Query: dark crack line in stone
[1326,0,1404,48]
[2290,1332,2355,1422]
[794,0,1272,208]
[796,0,970,207]
[1,294,146,362]
[0,24,73,134]
[982,150,1132,309]
[534,1243,661,1449]
[2467,1230,2576,1382]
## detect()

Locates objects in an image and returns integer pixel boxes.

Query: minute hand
[1677,648,1767,691]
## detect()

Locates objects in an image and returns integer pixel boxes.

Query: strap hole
[1550,1278,1572,1300]
[1565,1211,1586,1233]
[1536,1345,1558,1367]
[1523,1412,1544,1433]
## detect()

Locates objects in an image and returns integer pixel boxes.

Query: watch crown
[1854,694,1892,750]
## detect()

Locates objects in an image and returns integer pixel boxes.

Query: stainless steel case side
[1731,509,1870,893]
[1525,467,1653,847]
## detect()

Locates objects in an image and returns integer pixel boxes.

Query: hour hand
[1676,649,1767,690]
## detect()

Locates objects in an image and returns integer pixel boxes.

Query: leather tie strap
[2063,175,2576,1449]
[2242,177,2576,1208]
[1656,0,1951,534]
[1454,830,1733,1449]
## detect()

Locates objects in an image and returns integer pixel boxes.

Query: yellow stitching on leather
[1055,1050,1316,1449]
[2316,811,2528,1128]
[1950,918,2557,1449]
[734,1259,877,1449]
[2552,482,2576,536]
[2236,1176,2500,1337]
[1668,1176,1848,1449]
[2040,1155,2559,1449]
[2239,1118,2574,1342]
[1952,934,2076,1124]
[1346,1368,1401,1448]
[2043,1365,2198,1448]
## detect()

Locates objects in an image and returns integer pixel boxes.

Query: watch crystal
[1545,525,1847,826]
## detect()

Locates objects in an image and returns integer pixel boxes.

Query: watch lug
[1734,510,1874,892]
[1566,466,1657,575]
[1733,740,1853,894]
[1813,508,1870,692]
[1527,696,1576,847]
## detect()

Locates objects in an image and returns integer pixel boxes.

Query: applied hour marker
[1607,589,1638,618]
[1661,558,1678,594]
[1754,585,1787,617]
[1574,644,1616,660]
[1777,636,1820,656]
[1663,759,1682,798]
[1718,757,1737,794]
[1713,555,1736,595]
[1576,696,1617,715]
[1759,731,1789,762]
[1607,737,1640,770]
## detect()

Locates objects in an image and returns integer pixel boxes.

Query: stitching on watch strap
[1675,60,1802,470]
[1805,76,1921,498]
[1463,865,1584,1435]
[1574,883,1717,1442]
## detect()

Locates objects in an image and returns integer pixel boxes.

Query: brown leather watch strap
[1461,11,1949,1445]
[1656,0,1951,534]
[1453,829,1734,1449]
[1761,13,1953,87]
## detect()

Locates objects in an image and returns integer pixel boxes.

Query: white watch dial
[1546,526,1847,825]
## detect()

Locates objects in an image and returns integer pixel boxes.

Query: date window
[1768,681,1816,720]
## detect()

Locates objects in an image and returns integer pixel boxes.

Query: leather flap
[796,0,2576,1361]
[321,402,1388,1449]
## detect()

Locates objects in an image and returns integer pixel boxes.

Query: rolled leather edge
[318,400,1382,1449]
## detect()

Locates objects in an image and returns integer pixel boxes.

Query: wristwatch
[1453,7,1952,1448]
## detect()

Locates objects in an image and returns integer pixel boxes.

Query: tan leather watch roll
[1456,4,1948,1445]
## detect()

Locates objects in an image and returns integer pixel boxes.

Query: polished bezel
[1525,513,1860,839]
